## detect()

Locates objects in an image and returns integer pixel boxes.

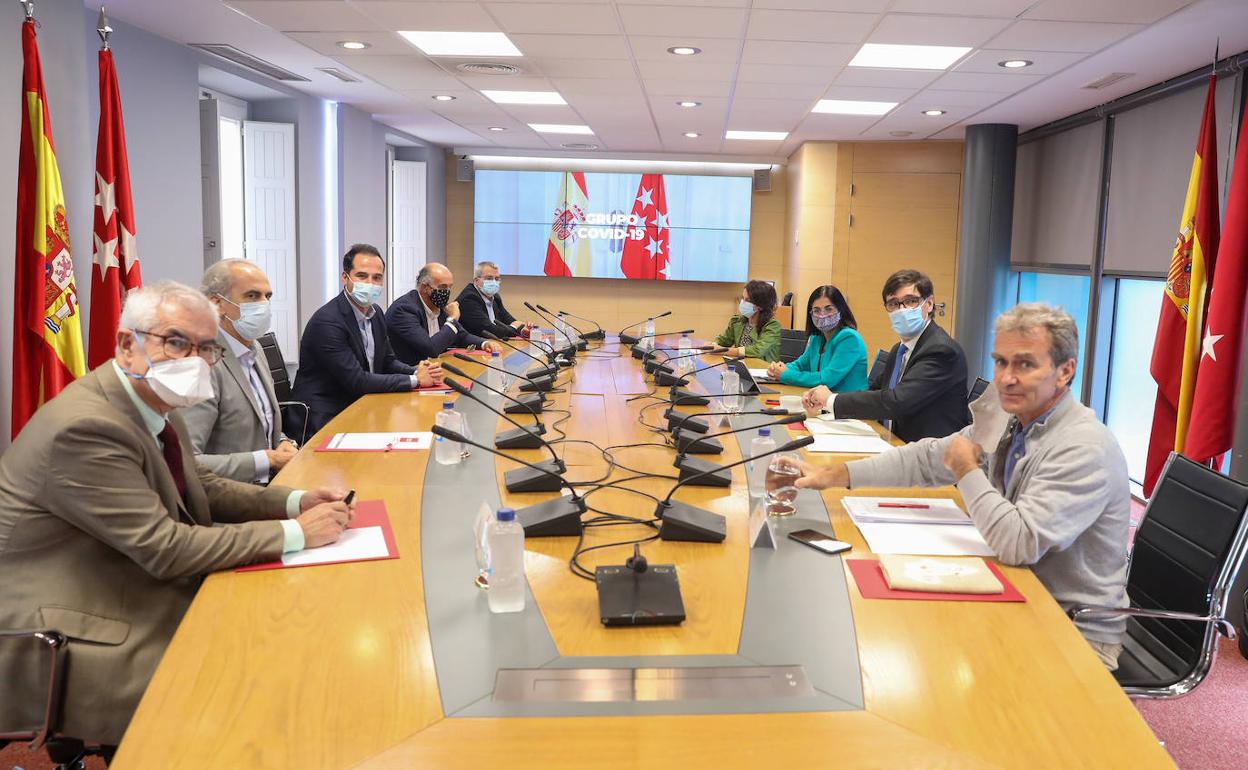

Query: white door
[390,160,427,305]
[243,121,299,362]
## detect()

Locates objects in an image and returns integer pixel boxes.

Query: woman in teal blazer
[767,285,868,392]
[714,279,782,362]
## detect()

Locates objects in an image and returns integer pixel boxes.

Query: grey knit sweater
[847,393,1130,644]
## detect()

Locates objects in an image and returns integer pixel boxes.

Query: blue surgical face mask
[813,311,841,332]
[738,299,757,318]
[349,280,382,308]
[217,295,272,340]
[889,305,926,338]
[480,279,500,296]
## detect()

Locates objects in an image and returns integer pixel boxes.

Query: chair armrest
[277,401,311,445]
[0,630,68,748]
[1068,605,1237,639]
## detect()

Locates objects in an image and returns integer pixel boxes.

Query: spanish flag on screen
[543,172,592,277]
[11,18,85,439]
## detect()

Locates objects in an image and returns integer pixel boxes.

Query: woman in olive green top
[715,279,782,362]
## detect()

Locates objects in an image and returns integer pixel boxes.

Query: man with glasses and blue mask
[179,259,297,483]
[801,268,970,442]
[292,244,443,437]
[455,260,534,340]
[0,281,354,751]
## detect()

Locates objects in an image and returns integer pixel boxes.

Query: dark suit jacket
[291,292,415,436]
[456,284,520,339]
[832,321,971,442]
[386,289,486,365]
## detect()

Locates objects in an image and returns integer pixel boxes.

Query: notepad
[808,434,893,454]
[842,496,971,525]
[878,555,1003,594]
[806,418,878,436]
[855,521,995,557]
[280,526,390,567]
[318,432,432,451]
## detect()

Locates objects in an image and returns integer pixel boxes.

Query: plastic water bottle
[677,332,693,372]
[488,350,508,392]
[556,312,573,348]
[487,507,526,613]
[720,369,741,413]
[748,427,776,496]
[642,316,656,351]
[434,401,463,465]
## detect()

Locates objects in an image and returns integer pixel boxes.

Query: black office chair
[1069,452,1248,698]
[868,349,888,385]
[780,291,794,307]
[256,333,310,445]
[967,377,990,404]
[778,329,807,363]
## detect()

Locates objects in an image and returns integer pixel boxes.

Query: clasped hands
[296,487,357,548]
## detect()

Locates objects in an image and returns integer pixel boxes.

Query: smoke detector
[456,62,522,76]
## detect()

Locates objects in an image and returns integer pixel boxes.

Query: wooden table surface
[112,340,1173,770]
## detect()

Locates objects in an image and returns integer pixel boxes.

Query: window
[218,117,245,260]
[1011,271,1091,398]
[1103,278,1165,484]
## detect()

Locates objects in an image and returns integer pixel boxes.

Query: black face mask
[428,287,451,308]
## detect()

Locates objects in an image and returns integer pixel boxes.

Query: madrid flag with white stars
[621,174,670,280]
[1185,96,1248,464]
[87,45,141,369]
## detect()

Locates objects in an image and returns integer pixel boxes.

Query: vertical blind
[1011,120,1104,269]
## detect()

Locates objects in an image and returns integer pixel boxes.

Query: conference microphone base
[503,393,544,415]
[674,430,724,455]
[504,459,567,493]
[654,500,727,543]
[519,375,555,392]
[619,334,640,345]
[654,371,690,388]
[674,456,733,487]
[630,346,647,359]
[575,340,589,351]
[596,564,686,626]
[580,331,606,341]
[526,364,559,379]
[665,410,709,434]
[495,424,547,450]
[517,494,587,537]
[670,386,709,406]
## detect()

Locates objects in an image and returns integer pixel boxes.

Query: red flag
[12,18,86,439]
[1143,74,1220,495]
[542,172,589,277]
[620,174,669,279]
[88,46,141,368]
[1185,98,1248,463]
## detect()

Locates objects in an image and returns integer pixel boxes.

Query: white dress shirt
[824,318,930,419]
[223,332,277,482]
[347,291,423,389]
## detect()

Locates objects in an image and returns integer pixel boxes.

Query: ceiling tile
[552,77,646,97]
[509,34,631,59]
[495,104,585,122]
[648,95,730,116]
[728,98,813,124]
[485,3,622,35]
[737,62,841,85]
[226,1,383,32]
[985,19,1142,52]
[642,78,734,97]
[1022,0,1192,24]
[621,0,749,6]
[929,70,1045,92]
[628,36,742,62]
[344,55,463,89]
[867,13,1012,46]
[954,48,1087,74]
[832,67,942,88]
[351,2,500,30]
[913,88,1009,108]
[733,80,828,100]
[530,58,637,79]
[887,0,1035,16]
[741,40,857,66]
[753,0,889,10]
[457,75,556,91]
[746,10,877,43]
[618,5,749,39]
[821,84,917,102]
[285,31,421,57]
[636,57,737,81]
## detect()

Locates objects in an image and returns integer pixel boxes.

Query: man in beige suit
[0,281,352,750]
[181,259,298,483]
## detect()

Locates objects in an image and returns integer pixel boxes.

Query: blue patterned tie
[887,344,908,390]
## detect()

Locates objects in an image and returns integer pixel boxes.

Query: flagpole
[19,1,33,20]
[97,6,111,50]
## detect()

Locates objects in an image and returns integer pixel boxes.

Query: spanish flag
[11,18,85,438]
[1144,73,1220,495]
[542,172,592,277]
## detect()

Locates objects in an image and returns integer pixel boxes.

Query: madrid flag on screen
[1144,73,1219,495]
[543,172,592,277]
[11,18,86,439]
[88,45,142,369]
[621,174,669,279]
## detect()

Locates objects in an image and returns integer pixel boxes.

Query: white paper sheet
[326,432,432,451]
[747,368,776,382]
[842,496,972,525]
[807,418,878,436]
[280,526,390,566]
[808,434,893,454]
[855,522,995,557]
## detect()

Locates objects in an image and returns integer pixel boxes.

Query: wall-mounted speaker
[456,157,474,182]
[752,168,772,193]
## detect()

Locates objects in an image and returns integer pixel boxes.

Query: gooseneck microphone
[442,376,548,452]
[619,310,672,345]
[524,302,581,356]
[652,435,815,542]
[534,304,591,351]
[449,354,546,414]
[666,407,787,435]
[482,330,561,388]
[674,412,805,456]
[431,425,586,537]
[558,309,606,340]
[628,328,696,360]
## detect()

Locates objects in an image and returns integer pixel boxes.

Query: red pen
[878,502,930,509]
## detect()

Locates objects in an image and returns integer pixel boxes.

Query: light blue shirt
[347,291,422,389]
[222,332,276,483]
[111,361,305,553]
[1003,392,1068,489]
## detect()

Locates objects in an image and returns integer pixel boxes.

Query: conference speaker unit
[752,167,772,192]
[456,157,474,182]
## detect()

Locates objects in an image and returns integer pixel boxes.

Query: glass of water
[764,452,801,516]
[720,369,741,413]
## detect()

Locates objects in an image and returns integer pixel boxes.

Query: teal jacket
[778,327,869,392]
[714,315,782,362]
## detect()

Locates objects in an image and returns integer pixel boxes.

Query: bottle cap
[759,427,771,437]
[491,350,500,357]
[443,401,455,409]
[496,507,516,522]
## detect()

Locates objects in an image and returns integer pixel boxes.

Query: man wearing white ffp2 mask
[178,259,298,484]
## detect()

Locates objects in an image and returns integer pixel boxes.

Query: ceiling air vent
[317,67,360,83]
[457,62,521,76]
[1082,72,1134,90]
[561,143,598,150]
[190,44,310,82]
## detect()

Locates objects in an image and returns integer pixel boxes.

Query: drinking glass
[720,369,741,413]
[764,452,801,516]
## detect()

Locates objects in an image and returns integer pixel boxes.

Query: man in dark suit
[801,269,970,442]
[386,262,505,365]
[455,260,534,339]
[291,244,443,437]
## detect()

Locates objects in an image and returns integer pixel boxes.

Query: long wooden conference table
[113,338,1174,769]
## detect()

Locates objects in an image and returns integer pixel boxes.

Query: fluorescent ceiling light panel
[529,123,594,135]
[725,130,788,141]
[849,43,971,70]
[812,99,897,116]
[482,90,566,105]
[397,31,522,57]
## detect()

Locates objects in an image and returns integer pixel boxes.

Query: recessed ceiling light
[849,43,971,71]
[683,132,700,138]
[922,109,946,116]
[725,130,788,141]
[529,123,593,135]
[482,90,566,105]
[337,40,370,51]
[668,46,701,56]
[677,100,701,108]
[813,99,897,116]
[432,94,456,102]
[999,59,1033,69]
[397,31,522,57]
[488,126,507,132]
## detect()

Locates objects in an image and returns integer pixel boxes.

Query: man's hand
[296,502,350,548]
[445,301,461,322]
[766,361,786,379]
[416,360,444,387]
[482,340,505,354]
[265,441,298,472]
[802,385,831,416]
[942,435,985,481]
[794,460,850,490]
[300,486,354,515]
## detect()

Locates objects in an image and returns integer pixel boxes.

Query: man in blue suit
[292,244,442,437]
[386,262,505,365]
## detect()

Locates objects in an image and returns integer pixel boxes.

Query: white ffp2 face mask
[126,334,215,408]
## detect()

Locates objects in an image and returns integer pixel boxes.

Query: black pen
[343,489,356,506]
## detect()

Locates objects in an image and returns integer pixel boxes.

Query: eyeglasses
[136,330,224,366]
[884,295,928,313]
[811,306,839,317]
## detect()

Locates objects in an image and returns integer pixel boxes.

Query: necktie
[887,344,909,390]
[158,421,188,500]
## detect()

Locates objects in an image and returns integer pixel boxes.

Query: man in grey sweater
[797,303,1130,669]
